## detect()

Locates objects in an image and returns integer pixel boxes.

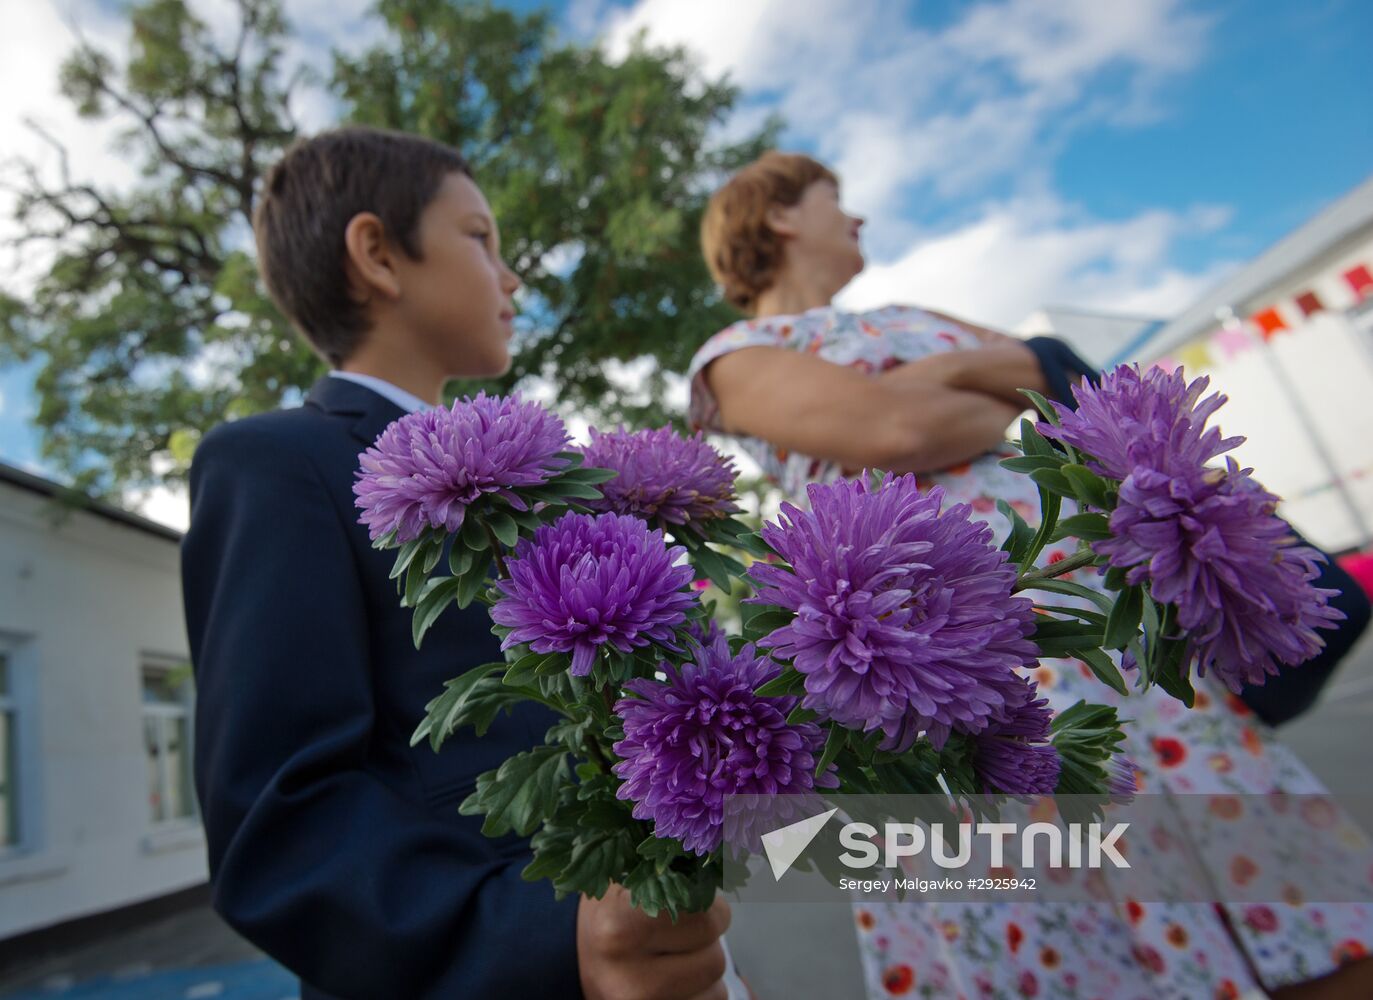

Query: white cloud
[588,0,1224,323]
[840,194,1235,329]
[0,0,383,297]
[129,482,191,531]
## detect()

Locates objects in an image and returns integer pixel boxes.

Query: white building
[1014,305,1164,371]
[1021,174,1373,554]
[0,462,204,940]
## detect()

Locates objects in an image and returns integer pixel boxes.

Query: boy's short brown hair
[700,151,837,314]
[253,126,471,366]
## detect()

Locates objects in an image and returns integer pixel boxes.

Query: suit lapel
[305,376,408,448]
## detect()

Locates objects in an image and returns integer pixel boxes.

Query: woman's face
[774,179,865,284]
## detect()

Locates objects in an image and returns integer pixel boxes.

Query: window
[141,662,196,826]
[0,651,17,850]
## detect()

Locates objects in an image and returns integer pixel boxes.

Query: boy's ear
[764,202,800,240]
[343,212,402,304]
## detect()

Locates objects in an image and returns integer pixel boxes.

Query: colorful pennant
[1251,307,1288,341]
[1144,257,1370,371]
[1213,325,1254,361]
[1346,264,1373,301]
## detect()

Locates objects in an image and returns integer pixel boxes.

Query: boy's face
[392,172,520,379]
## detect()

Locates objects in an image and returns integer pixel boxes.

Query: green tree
[1,0,774,499]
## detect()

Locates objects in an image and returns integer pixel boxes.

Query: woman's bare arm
[704,347,1023,475]
[879,341,1049,407]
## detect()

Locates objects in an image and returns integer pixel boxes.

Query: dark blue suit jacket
[181,376,582,999]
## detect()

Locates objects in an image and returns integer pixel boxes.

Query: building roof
[0,460,182,544]
[1128,172,1373,361]
[1015,304,1164,370]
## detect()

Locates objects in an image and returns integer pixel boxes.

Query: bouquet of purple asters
[351,370,1339,917]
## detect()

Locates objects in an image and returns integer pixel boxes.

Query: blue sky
[0,0,1370,522]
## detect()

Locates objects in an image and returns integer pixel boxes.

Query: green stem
[1014,549,1099,590]
[585,733,614,775]
[484,523,510,579]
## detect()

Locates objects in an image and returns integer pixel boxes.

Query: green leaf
[555,831,628,899]
[1050,513,1112,543]
[1032,636,1105,658]
[741,605,793,642]
[1074,647,1129,697]
[1024,578,1115,614]
[815,726,846,778]
[461,514,490,552]
[1019,388,1060,424]
[755,667,806,698]
[556,465,618,485]
[689,544,738,592]
[510,508,544,533]
[449,543,475,578]
[1060,464,1112,510]
[1103,585,1144,650]
[389,535,428,581]
[1032,604,1108,626]
[1031,618,1105,642]
[421,539,444,574]
[1017,417,1057,457]
[1021,486,1063,571]
[410,662,505,751]
[486,510,520,548]
[786,704,819,726]
[504,650,557,688]
[459,746,569,837]
[1154,639,1195,707]
[997,498,1035,565]
[545,479,605,500]
[412,575,464,648]
[402,555,429,608]
[455,548,494,609]
[1000,454,1064,474]
[1028,466,1075,499]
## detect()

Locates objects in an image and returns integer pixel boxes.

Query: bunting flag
[1346,264,1373,301]
[1295,290,1324,316]
[1251,307,1288,341]
[1143,257,1371,373]
[1213,324,1254,360]
[1176,341,1214,372]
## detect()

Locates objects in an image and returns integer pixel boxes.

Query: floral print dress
[687,304,1373,999]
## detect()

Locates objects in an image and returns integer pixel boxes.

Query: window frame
[139,655,198,829]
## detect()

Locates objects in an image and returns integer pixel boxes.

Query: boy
[182,126,732,1000]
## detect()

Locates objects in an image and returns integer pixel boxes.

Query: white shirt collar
[328,371,435,414]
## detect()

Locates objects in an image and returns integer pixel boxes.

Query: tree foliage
[1,0,774,497]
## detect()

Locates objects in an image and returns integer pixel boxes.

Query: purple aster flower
[684,615,726,648]
[1097,460,1340,691]
[490,512,695,676]
[579,426,741,533]
[1040,365,1244,483]
[354,392,570,543]
[613,635,838,856]
[971,679,1061,796]
[1107,754,1140,799]
[1040,365,1340,691]
[749,473,1039,747]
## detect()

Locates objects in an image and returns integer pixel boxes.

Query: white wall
[1137,235,1373,553]
[0,483,204,939]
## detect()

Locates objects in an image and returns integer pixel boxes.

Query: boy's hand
[578,884,732,1000]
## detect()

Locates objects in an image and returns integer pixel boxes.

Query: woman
[689,151,1373,999]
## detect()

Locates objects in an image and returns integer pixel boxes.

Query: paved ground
[6,630,1373,1000]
